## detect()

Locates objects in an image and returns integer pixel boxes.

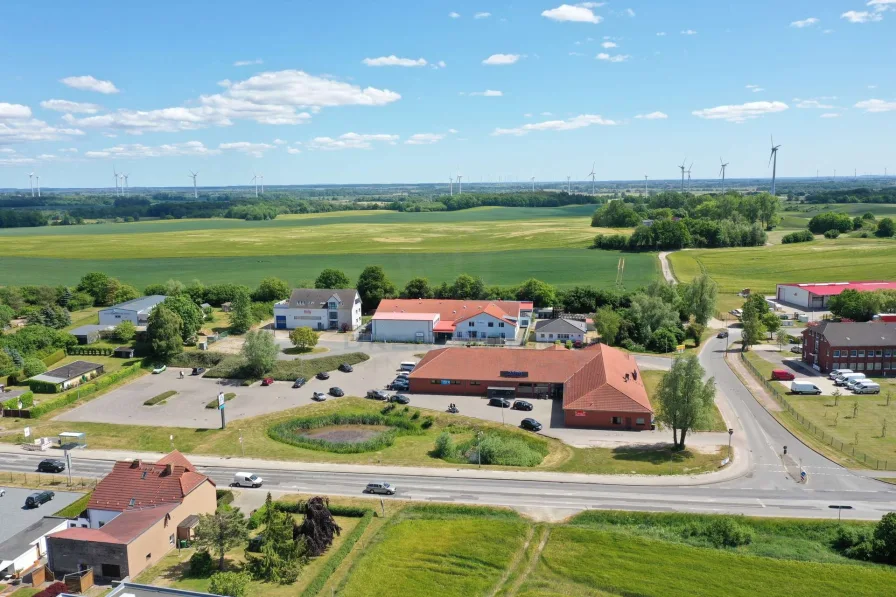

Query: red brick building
[408,344,653,429]
[802,321,896,375]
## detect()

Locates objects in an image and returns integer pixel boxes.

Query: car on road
[771,369,795,381]
[520,418,543,432]
[316,371,330,380]
[292,377,306,388]
[191,367,206,376]
[367,389,389,401]
[790,345,802,354]
[338,363,353,373]
[489,398,511,408]
[312,391,327,401]
[511,400,533,411]
[717,330,729,339]
[364,482,396,495]
[261,377,274,386]
[0,487,5,497]
[232,472,263,488]
[25,490,54,509]
[390,394,410,404]
[37,459,65,473]
[329,387,344,397]
[152,365,167,374]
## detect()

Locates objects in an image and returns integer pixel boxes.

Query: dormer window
[129,498,136,507]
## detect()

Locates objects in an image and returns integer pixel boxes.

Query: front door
[470,331,477,339]
[275,316,286,329]
[625,417,632,430]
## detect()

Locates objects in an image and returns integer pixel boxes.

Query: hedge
[28,379,60,394]
[66,347,113,356]
[299,510,374,597]
[2,390,34,410]
[41,350,67,367]
[4,370,26,386]
[205,392,235,409]
[216,489,235,506]
[144,390,177,406]
[28,362,144,418]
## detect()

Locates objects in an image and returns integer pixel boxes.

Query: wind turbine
[678,158,687,191]
[250,172,259,198]
[587,162,596,195]
[29,172,34,197]
[259,174,264,194]
[530,177,535,191]
[189,171,198,198]
[456,174,463,194]
[644,175,648,197]
[686,162,693,191]
[113,166,120,196]
[566,176,571,194]
[35,173,40,198]
[449,176,453,196]
[768,135,781,195]
[719,157,729,191]
[122,173,129,196]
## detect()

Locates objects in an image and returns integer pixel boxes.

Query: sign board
[575,411,587,417]
[304,310,312,314]
[500,371,529,378]
[676,345,686,353]
[23,426,31,438]
[217,393,225,408]
[720,457,730,467]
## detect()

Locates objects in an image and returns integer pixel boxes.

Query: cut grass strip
[144,390,177,406]
[53,491,92,518]
[204,392,235,409]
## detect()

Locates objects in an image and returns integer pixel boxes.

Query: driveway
[0,486,83,544]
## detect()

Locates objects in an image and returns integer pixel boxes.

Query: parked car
[25,490,54,509]
[292,377,307,388]
[717,330,729,339]
[771,369,795,381]
[329,387,344,397]
[390,394,410,404]
[232,472,263,488]
[399,361,417,372]
[191,367,206,376]
[829,369,853,380]
[0,487,6,497]
[488,398,511,408]
[790,345,802,354]
[152,365,167,374]
[520,418,543,432]
[835,373,866,387]
[261,377,274,386]
[397,371,410,378]
[338,363,353,373]
[853,381,881,395]
[511,400,533,411]
[367,389,389,401]
[390,379,409,391]
[846,377,870,391]
[790,380,822,395]
[316,371,330,380]
[364,482,396,495]
[37,459,65,473]
[312,391,327,401]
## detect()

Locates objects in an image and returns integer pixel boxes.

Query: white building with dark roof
[98,295,166,326]
[533,318,587,343]
[274,289,362,331]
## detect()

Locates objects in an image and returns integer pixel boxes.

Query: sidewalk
[0,441,749,488]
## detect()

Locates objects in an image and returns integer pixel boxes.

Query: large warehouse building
[408,344,653,429]
[776,281,896,309]
[371,299,533,343]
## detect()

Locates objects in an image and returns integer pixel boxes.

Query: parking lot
[0,486,83,544]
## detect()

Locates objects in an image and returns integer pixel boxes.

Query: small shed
[28,361,104,392]
[68,325,114,345]
[58,432,87,450]
[221,302,232,313]
[112,346,135,359]
[200,303,211,310]
[177,514,201,543]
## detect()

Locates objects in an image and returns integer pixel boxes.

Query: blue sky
[0,0,894,188]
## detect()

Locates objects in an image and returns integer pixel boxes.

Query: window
[468,321,475,327]
[857,363,865,370]
[452,380,461,385]
[858,350,865,357]
[431,379,439,384]
[886,350,892,357]
[488,322,494,328]
[875,362,882,370]
[146,553,151,560]
[636,417,645,425]
[851,350,858,357]
[886,363,892,370]
[833,350,840,357]
[169,534,175,545]
[98,521,105,528]
[549,334,554,339]
[876,350,883,357]
[470,381,480,385]
[499,322,505,328]
[611,417,622,425]
[500,333,506,338]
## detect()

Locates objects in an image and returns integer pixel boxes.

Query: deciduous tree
[401,277,433,299]
[242,330,278,377]
[356,266,396,311]
[229,287,253,334]
[193,509,249,571]
[208,571,250,597]
[655,354,716,450]
[163,295,204,342]
[114,320,136,343]
[147,304,183,361]
[516,278,558,309]
[682,274,718,325]
[252,277,290,302]
[314,268,351,289]
[289,327,319,351]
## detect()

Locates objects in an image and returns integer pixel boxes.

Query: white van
[846,377,871,391]
[829,369,853,380]
[853,381,881,394]
[835,372,866,387]
[791,380,822,395]
[399,361,417,372]
[232,472,263,488]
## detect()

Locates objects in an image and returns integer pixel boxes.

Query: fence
[0,470,97,490]
[67,346,113,356]
[739,352,895,470]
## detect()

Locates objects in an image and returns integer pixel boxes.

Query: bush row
[248,499,374,530]
[267,412,423,454]
[2,390,34,410]
[169,351,227,368]
[216,489,235,506]
[434,428,549,467]
[28,379,60,394]
[299,511,374,597]
[781,230,815,244]
[41,349,67,367]
[28,362,144,418]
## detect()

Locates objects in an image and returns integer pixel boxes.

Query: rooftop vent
[130,459,141,469]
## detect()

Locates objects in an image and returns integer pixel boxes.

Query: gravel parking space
[0,486,83,544]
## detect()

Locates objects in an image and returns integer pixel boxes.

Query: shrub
[41,349,66,367]
[299,511,374,597]
[844,539,879,562]
[169,351,227,368]
[216,489,235,506]
[189,550,215,577]
[781,230,815,244]
[34,582,68,597]
[472,433,548,467]
[23,357,48,377]
[28,379,60,394]
[2,390,34,410]
[208,571,251,597]
[648,328,678,353]
[703,517,754,548]
[434,432,457,459]
[421,416,434,429]
[833,525,869,550]
[823,229,841,239]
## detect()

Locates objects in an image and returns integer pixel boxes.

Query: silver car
[364,482,396,495]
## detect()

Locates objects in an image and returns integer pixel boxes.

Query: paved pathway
[658,250,678,284]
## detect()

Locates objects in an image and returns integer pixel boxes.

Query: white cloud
[234,59,263,67]
[692,100,789,123]
[579,2,606,7]
[541,112,554,116]
[790,17,819,28]
[841,10,883,23]
[37,154,56,160]
[85,141,220,159]
[794,98,835,109]
[449,11,460,18]
[493,113,616,136]
[273,138,287,145]
[287,147,301,154]
[468,90,503,97]
[601,41,618,48]
[680,29,697,35]
[0,103,33,119]
[405,133,444,145]
[0,103,85,145]
[40,99,103,114]
[0,156,37,165]
[625,8,635,17]
[523,113,533,118]
[541,4,603,24]
[218,141,275,157]
[60,75,119,94]
[362,55,428,67]
[820,113,840,118]
[569,51,585,56]
[746,84,764,93]
[309,132,399,150]
[482,53,521,65]
[869,84,878,89]
[60,148,78,153]
[823,28,834,33]
[448,128,459,134]
[474,12,491,19]
[656,31,666,36]
[596,52,630,62]
[437,60,447,68]
[854,98,896,112]
[635,111,668,120]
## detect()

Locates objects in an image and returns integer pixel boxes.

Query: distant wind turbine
[587,162,596,195]
[769,135,781,195]
[29,172,34,197]
[530,177,535,191]
[122,173,129,196]
[449,176,453,196]
[259,173,264,194]
[678,158,687,191]
[251,172,259,198]
[686,162,693,191]
[567,176,571,194]
[35,173,40,198]
[113,166,120,196]
[719,157,729,191]
[189,170,199,198]
[644,174,648,197]
[457,174,463,194]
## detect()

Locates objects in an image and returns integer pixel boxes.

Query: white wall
[275,295,361,331]
[453,313,517,340]
[371,319,434,343]
[776,285,810,308]
[535,330,584,343]
[98,308,139,326]
[87,508,120,529]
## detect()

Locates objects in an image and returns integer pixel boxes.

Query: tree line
[391,191,599,212]
[804,187,896,204]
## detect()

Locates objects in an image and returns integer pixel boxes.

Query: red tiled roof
[411,345,652,414]
[454,303,518,327]
[88,450,213,512]
[778,281,896,296]
[50,504,178,545]
[375,299,526,324]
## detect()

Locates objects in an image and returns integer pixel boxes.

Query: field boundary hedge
[300,510,374,597]
[41,350,67,367]
[28,362,145,418]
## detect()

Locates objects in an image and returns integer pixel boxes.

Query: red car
[261,377,274,386]
[771,369,795,381]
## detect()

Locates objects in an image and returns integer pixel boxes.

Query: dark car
[338,363,353,373]
[488,398,511,408]
[511,400,533,411]
[367,389,389,401]
[329,387,345,397]
[390,380,409,391]
[316,371,330,380]
[25,490,54,509]
[717,330,729,338]
[390,394,410,405]
[261,377,274,386]
[292,377,306,389]
[191,367,206,376]
[37,459,65,473]
[520,418,543,432]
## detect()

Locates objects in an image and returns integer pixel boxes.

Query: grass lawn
[8,588,42,597]
[53,491,92,517]
[62,306,100,331]
[640,369,727,432]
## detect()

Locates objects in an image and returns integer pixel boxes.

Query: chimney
[130,459,141,468]
[161,463,173,477]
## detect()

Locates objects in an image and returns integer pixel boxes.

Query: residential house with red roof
[47,451,215,582]
[408,345,653,429]
[372,299,533,343]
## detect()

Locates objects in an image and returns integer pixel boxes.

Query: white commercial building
[371,312,439,343]
[533,318,587,343]
[98,295,166,326]
[274,289,362,331]
[452,305,519,341]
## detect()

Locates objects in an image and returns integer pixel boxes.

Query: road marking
[757,499,766,508]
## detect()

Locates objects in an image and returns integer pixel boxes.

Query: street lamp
[727,428,734,460]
